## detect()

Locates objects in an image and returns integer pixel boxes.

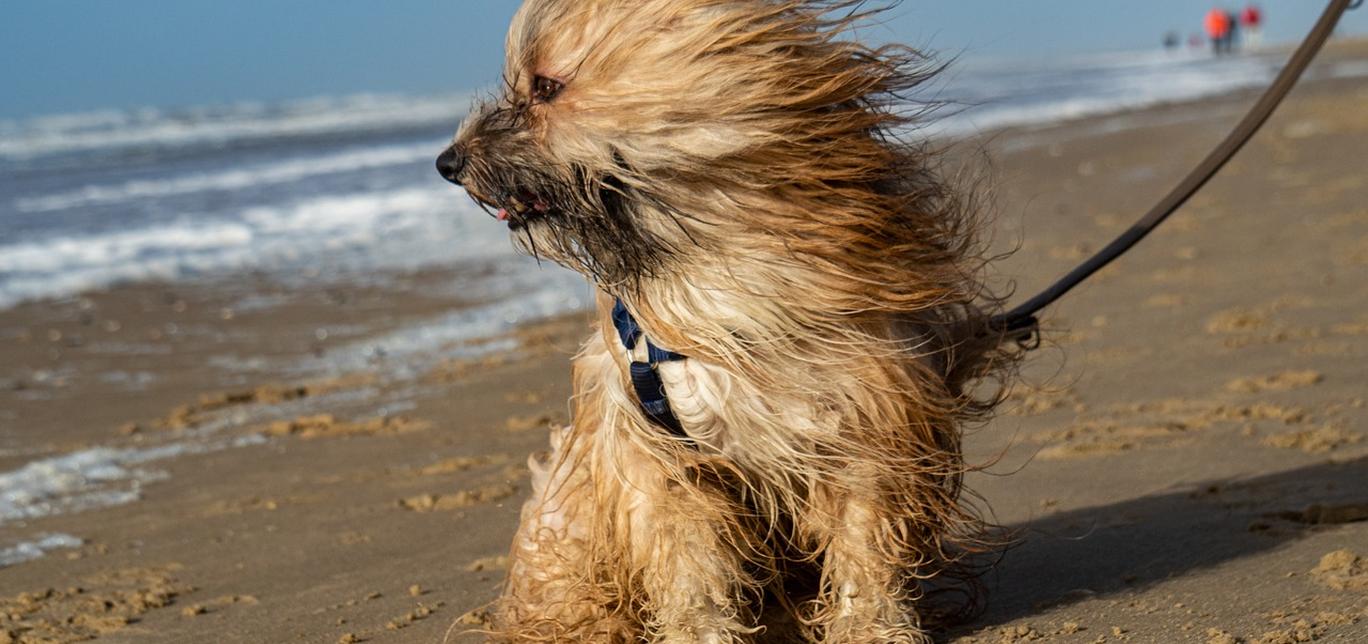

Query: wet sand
[2,45,1367,643]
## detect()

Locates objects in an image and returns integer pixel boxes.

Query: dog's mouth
[468,187,556,230]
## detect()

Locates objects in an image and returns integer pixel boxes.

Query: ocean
[2,47,1362,319]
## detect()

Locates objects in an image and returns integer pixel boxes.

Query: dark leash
[991,0,1361,349]
[614,0,1359,435]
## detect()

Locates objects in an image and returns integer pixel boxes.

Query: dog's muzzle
[436,144,467,185]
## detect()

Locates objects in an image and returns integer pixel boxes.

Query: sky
[2,1,1365,120]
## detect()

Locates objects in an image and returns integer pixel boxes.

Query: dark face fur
[436,66,671,288]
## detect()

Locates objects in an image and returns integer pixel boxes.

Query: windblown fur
[444,1,1014,641]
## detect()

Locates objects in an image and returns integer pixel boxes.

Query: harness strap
[611,299,690,438]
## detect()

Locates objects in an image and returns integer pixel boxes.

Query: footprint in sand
[1149,266,1197,284]
[1206,308,1268,335]
[1204,298,1322,348]
[1296,340,1354,357]
[201,496,283,517]
[1260,424,1362,454]
[504,412,564,433]
[1034,420,1192,460]
[414,454,510,476]
[1035,397,1326,460]
[264,414,430,439]
[1225,370,1323,394]
[1048,243,1091,261]
[161,375,376,430]
[397,483,518,512]
[1331,318,1368,336]
[1144,293,1186,309]
[1211,402,1307,425]
[1001,383,1079,417]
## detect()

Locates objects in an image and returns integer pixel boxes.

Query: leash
[990,0,1360,347]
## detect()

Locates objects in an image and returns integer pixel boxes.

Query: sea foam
[0,436,265,526]
[0,186,502,309]
[14,141,438,213]
[0,533,84,567]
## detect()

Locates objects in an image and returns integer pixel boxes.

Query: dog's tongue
[496,208,510,221]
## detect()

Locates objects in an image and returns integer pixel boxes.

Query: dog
[437,1,1011,641]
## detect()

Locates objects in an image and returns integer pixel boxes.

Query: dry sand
[2,46,1367,643]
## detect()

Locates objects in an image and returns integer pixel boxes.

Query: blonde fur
[447,1,1014,641]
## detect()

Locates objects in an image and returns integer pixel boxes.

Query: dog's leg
[503,431,758,642]
[810,474,931,644]
[620,454,759,643]
[496,422,635,641]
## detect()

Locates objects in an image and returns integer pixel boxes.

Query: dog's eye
[532,75,565,103]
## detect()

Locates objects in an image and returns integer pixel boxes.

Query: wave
[0,185,503,309]
[0,437,261,526]
[14,141,440,213]
[0,92,470,160]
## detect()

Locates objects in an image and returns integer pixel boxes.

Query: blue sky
[2,1,1364,119]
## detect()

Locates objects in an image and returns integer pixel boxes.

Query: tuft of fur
[447,1,1016,641]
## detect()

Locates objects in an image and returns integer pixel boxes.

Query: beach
[2,43,1367,643]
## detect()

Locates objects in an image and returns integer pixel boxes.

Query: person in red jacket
[1206,8,1233,55]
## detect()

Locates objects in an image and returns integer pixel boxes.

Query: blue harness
[610,299,690,438]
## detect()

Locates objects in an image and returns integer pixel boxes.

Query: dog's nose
[436,144,467,185]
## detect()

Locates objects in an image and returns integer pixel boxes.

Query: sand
[2,45,1367,643]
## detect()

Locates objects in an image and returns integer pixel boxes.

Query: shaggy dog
[437,1,1011,641]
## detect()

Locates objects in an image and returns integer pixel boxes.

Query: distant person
[1164,30,1181,50]
[1206,8,1233,55]
[1190,33,1207,50]
[1227,9,1242,51]
[1241,4,1265,49]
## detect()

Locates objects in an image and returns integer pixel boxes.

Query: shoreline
[1,43,1367,643]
